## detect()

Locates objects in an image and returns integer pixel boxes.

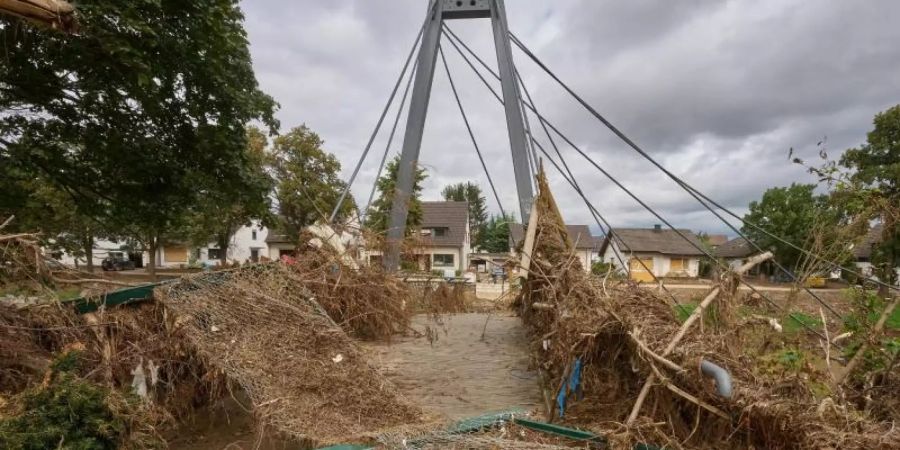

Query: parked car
[101,252,135,271]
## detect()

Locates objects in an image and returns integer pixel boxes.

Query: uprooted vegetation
[0,236,431,448]
[513,170,899,449]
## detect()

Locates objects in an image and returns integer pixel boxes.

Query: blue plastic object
[556,358,583,418]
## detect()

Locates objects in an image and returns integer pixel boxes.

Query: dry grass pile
[154,263,423,444]
[417,281,470,313]
[285,245,413,340]
[513,170,899,449]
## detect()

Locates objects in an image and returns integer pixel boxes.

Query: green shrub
[0,352,129,450]
[591,261,621,277]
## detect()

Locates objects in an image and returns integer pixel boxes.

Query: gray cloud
[241,0,900,236]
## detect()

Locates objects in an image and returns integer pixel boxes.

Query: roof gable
[714,237,755,258]
[605,227,705,256]
[509,223,597,250]
[420,201,468,246]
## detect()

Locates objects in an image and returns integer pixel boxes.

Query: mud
[363,312,541,420]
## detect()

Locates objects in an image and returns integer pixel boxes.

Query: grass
[56,287,83,301]
[674,302,698,322]
[879,304,900,330]
[782,312,823,334]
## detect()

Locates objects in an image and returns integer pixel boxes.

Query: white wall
[602,241,628,274]
[426,246,464,272]
[195,221,270,265]
[600,241,700,277]
[268,243,294,260]
[855,261,900,286]
[53,238,131,267]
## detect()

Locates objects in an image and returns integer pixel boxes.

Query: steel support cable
[362,58,418,222]
[442,24,537,192]
[450,31,834,344]
[437,45,508,218]
[446,26,690,307]
[507,32,867,315]
[681,182,899,292]
[328,23,425,223]
[529,135,691,308]
[515,68,630,276]
[515,71,669,300]
[445,26,681,308]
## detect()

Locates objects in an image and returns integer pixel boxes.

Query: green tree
[0,169,105,272]
[742,183,838,270]
[480,213,516,253]
[839,105,900,286]
[365,155,427,235]
[441,181,488,250]
[0,1,278,278]
[270,125,354,242]
[185,126,275,264]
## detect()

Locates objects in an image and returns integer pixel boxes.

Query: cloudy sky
[241,0,900,236]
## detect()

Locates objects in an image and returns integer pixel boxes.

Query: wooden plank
[518,199,540,279]
[626,251,773,425]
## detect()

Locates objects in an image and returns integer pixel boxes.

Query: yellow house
[598,225,705,282]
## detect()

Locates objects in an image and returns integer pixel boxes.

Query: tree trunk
[147,235,158,281]
[83,235,94,273]
[219,233,229,266]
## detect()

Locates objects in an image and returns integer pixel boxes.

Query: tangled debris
[155,263,423,444]
[285,245,413,340]
[514,170,900,449]
[2,230,424,447]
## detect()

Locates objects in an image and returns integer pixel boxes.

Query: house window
[421,227,448,237]
[252,230,257,240]
[433,253,455,267]
[670,258,687,271]
[207,248,224,260]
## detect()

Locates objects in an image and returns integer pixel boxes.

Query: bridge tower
[385,0,532,271]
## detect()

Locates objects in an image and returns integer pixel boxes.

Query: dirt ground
[362,313,542,420]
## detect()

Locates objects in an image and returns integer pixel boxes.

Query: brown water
[362,312,542,420]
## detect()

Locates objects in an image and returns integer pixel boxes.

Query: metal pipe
[699,359,732,399]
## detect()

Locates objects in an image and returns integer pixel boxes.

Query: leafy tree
[270,125,354,242]
[480,213,516,253]
[742,183,839,270]
[0,1,278,278]
[441,181,488,249]
[365,155,427,235]
[840,106,900,287]
[0,164,106,271]
[793,105,900,288]
[185,126,274,264]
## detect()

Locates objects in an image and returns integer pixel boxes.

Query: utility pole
[384,0,532,271]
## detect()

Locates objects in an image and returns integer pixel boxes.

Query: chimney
[653,224,662,232]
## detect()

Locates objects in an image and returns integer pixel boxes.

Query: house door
[250,248,259,263]
[629,257,655,282]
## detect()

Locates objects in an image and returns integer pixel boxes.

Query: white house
[366,201,471,274]
[51,221,271,270]
[598,225,705,281]
[53,238,143,269]
[852,224,899,284]
[190,221,269,266]
[416,201,471,274]
[508,223,597,273]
